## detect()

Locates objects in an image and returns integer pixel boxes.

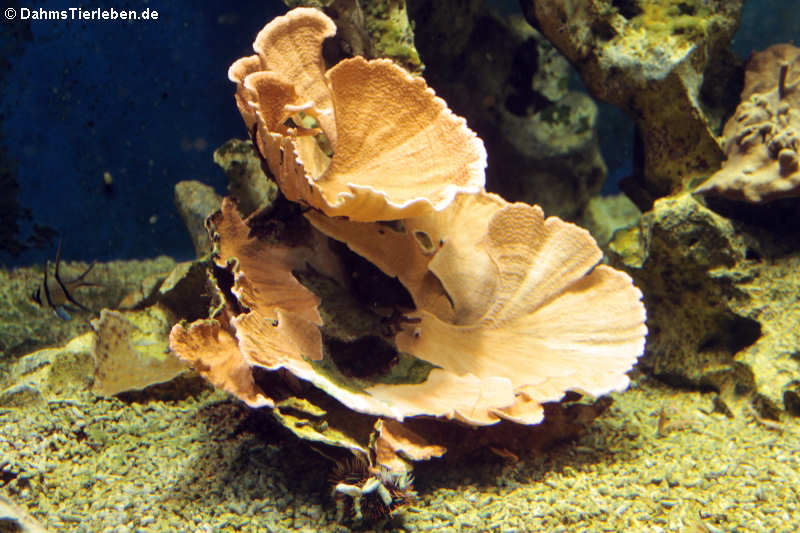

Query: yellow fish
[30,240,96,320]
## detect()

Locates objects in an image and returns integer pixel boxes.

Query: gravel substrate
[1,378,798,532]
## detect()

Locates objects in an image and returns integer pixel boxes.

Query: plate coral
[227,7,486,221]
[170,7,647,468]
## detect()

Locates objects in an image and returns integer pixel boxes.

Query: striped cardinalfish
[30,240,96,320]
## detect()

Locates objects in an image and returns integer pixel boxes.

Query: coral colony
[168,8,647,525]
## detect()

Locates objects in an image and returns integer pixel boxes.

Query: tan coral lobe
[370,202,647,425]
[172,196,646,426]
[229,7,336,139]
[169,197,327,408]
[228,7,486,222]
[170,319,272,408]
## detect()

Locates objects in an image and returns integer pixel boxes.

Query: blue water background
[0,0,285,265]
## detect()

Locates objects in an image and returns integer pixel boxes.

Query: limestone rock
[173,180,221,258]
[522,0,745,200]
[610,192,800,415]
[581,193,641,249]
[213,139,278,217]
[696,44,800,202]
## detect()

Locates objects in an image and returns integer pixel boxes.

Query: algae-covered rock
[727,246,800,414]
[213,139,277,218]
[0,305,189,404]
[611,192,754,389]
[581,193,641,249]
[91,308,187,397]
[119,257,215,319]
[362,0,422,73]
[522,0,744,201]
[157,259,215,321]
[1,253,218,404]
[0,333,95,405]
[284,0,423,73]
[610,191,800,415]
[174,180,221,257]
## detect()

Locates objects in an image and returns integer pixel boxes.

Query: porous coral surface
[228,8,486,222]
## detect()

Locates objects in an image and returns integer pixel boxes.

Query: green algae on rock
[609,191,800,418]
[283,0,423,73]
[213,139,279,218]
[521,0,744,201]
[362,0,422,73]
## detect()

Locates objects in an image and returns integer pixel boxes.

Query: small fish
[30,239,97,320]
